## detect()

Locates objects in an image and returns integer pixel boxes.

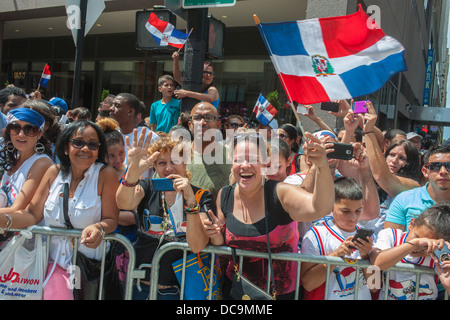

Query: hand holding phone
[151,178,175,191]
[326,142,353,160]
[434,246,450,264]
[321,101,340,112]
[349,228,374,250]
[353,101,368,114]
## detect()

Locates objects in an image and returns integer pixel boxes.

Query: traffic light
[135,9,177,50]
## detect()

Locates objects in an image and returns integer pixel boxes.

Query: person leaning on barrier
[0,105,53,248]
[186,131,335,300]
[0,120,119,300]
[116,128,213,300]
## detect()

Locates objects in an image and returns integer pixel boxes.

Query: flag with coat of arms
[145,12,190,49]
[253,94,278,127]
[256,4,407,105]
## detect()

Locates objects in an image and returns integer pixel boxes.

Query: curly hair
[96,117,124,148]
[148,135,192,180]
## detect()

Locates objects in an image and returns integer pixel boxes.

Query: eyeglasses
[203,71,215,76]
[425,162,450,172]
[70,139,101,151]
[228,123,244,129]
[190,114,217,122]
[6,123,40,137]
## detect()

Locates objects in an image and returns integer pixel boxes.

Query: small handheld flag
[253,94,278,126]
[39,64,51,89]
[145,12,190,49]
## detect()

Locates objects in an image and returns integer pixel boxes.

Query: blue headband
[6,108,45,132]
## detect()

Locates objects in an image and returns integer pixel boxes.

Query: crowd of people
[0,62,449,301]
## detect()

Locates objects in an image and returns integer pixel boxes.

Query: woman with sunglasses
[172,51,220,109]
[116,128,214,300]
[342,101,420,234]
[1,120,119,299]
[0,105,53,247]
[187,131,335,299]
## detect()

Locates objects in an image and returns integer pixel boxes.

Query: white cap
[407,132,423,140]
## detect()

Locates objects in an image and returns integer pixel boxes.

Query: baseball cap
[406,132,423,140]
[48,97,68,113]
[313,130,337,141]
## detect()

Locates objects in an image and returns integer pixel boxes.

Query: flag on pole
[145,12,190,49]
[253,94,278,126]
[256,5,407,105]
[39,64,51,88]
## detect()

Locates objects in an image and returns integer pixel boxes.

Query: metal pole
[71,0,87,109]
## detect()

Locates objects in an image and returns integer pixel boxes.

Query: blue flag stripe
[259,22,308,57]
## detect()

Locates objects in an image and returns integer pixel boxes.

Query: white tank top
[44,162,104,269]
[1,153,51,206]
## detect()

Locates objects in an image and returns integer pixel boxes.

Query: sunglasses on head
[425,162,450,171]
[70,139,101,151]
[6,122,40,137]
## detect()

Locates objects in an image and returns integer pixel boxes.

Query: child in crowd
[301,177,378,300]
[370,203,450,300]
[149,75,180,134]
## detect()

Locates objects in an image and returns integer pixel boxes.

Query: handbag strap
[63,183,74,230]
[231,184,276,298]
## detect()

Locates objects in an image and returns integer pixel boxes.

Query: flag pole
[254,14,306,138]
[177,28,194,53]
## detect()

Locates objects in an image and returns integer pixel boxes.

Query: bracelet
[184,203,199,214]
[96,222,105,238]
[0,214,12,234]
[363,131,375,135]
[121,179,139,188]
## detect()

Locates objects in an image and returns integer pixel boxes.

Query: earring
[64,151,68,155]
[6,141,15,153]
[261,172,267,187]
[34,142,45,154]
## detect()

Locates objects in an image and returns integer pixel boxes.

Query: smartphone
[151,178,175,192]
[202,204,213,222]
[349,228,374,250]
[326,142,353,160]
[353,101,367,114]
[297,105,309,114]
[434,246,450,264]
[321,101,340,112]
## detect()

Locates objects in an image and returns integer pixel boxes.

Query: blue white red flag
[145,12,190,49]
[253,94,277,126]
[256,5,407,105]
[39,64,51,88]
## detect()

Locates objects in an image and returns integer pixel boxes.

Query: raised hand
[125,128,159,180]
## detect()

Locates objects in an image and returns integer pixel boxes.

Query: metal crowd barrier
[11,225,144,300]
[149,241,448,300]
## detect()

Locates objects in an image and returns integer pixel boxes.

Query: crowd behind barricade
[0,69,449,301]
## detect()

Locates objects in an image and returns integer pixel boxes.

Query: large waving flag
[39,64,51,88]
[256,5,407,105]
[145,12,190,49]
[254,94,278,126]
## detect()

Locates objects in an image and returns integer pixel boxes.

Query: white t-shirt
[301,219,373,300]
[373,228,437,300]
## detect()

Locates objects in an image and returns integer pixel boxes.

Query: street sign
[182,0,236,9]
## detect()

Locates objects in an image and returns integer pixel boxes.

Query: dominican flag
[145,12,190,49]
[39,64,51,88]
[253,94,277,126]
[257,5,407,105]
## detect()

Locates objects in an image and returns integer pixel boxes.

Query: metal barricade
[11,225,144,300]
[149,241,448,300]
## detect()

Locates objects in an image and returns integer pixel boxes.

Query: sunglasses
[425,162,450,171]
[190,114,217,122]
[228,123,244,129]
[6,123,40,137]
[70,139,101,151]
[203,71,215,76]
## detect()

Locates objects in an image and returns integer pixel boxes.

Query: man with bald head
[186,102,230,203]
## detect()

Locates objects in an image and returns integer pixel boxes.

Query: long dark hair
[54,120,108,177]
[384,140,420,180]
[0,101,54,171]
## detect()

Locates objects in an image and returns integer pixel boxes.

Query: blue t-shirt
[385,184,435,228]
[149,98,180,133]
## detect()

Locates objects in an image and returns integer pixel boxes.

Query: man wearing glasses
[186,102,230,203]
[384,145,450,231]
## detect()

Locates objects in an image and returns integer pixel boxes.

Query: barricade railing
[149,241,448,300]
[11,225,144,300]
